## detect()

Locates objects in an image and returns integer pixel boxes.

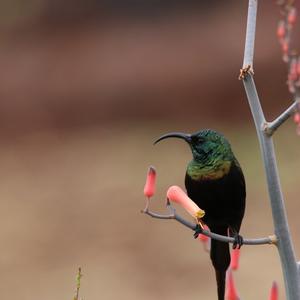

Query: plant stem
[242,1,300,299]
[142,204,275,245]
[243,0,258,69]
[264,100,299,136]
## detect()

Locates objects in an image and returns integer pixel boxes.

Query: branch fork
[263,100,299,136]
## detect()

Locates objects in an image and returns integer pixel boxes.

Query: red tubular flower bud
[283,53,289,63]
[297,57,300,76]
[226,270,239,300]
[282,40,289,54]
[143,166,156,198]
[289,58,298,81]
[230,248,240,271]
[288,7,297,26]
[269,281,278,300]
[166,185,205,220]
[277,21,285,39]
[288,81,296,93]
[294,112,300,124]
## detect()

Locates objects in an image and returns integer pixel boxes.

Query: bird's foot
[193,224,203,239]
[233,233,244,249]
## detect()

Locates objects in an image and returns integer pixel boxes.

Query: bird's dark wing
[184,161,246,231]
[185,161,246,300]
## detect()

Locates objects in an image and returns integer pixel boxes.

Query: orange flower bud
[294,112,300,124]
[289,58,298,81]
[282,40,289,53]
[166,185,205,220]
[143,166,156,198]
[288,7,297,26]
[226,270,239,300]
[283,53,289,63]
[297,57,300,76]
[269,281,278,300]
[230,248,240,271]
[277,21,285,39]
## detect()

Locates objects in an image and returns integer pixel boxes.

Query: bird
[154,129,246,300]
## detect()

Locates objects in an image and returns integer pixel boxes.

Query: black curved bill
[154,132,191,145]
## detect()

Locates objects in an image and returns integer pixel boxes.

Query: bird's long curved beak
[154,132,192,145]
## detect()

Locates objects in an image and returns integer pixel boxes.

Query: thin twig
[264,100,299,136]
[73,267,82,300]
[142,201,276,245]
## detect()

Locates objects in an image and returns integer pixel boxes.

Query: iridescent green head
[154,129,235,180]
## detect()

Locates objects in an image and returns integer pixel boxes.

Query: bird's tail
[210,226,230,300]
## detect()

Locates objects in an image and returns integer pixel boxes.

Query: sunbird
[155,129,246,300]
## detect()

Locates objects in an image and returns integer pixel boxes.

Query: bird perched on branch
[154,129,246,300]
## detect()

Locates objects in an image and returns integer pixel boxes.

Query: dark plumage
[155,129,246,300]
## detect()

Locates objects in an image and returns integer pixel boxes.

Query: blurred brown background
[0,1,299,299]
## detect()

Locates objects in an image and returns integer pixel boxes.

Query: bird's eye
[191,135,205,144]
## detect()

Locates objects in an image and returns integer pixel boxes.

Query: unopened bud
[226,270,239,300]
[283,53,289,63]
[143,166,156,198]
[282,40,289,54]
[277,21,285,39]
[288,7,297,26]
[166,185,205,220]
[269,281,278,300]
[289,58,298,81]
[297,57,300,76]
[294,112,300,124]
[230,248,240,271]
[288,80,296,93]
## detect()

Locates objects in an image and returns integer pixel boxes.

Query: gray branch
[264,100,299,136]
[142,200,276,246]
[243,0,258,68]
[241,1,300,299]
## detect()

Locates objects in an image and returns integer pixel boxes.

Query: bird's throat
[187,159,232,181]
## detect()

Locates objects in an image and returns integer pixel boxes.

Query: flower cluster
[276,0,300,134]
[276,4,297,65]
